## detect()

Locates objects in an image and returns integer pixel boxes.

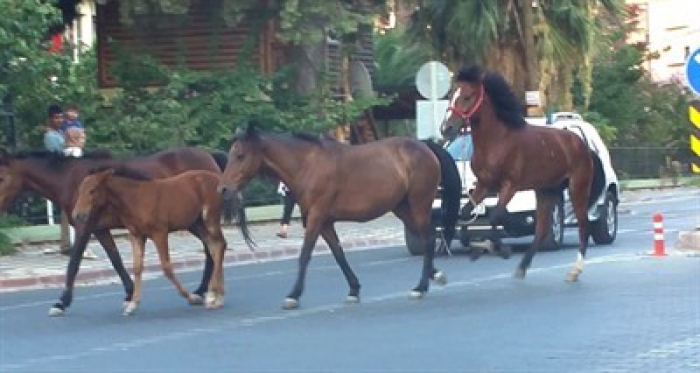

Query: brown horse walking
[441,66,605,281]
[0,148,245,316]
[73,167,228,315]
[218,126,461,309]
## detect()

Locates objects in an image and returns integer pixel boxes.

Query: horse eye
[236,154,245,161]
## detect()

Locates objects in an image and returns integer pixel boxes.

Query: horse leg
[320,223,361,304]
[202,220,227,309]
[395,202,444,298]
[284,215,322,310]
[462,183,491,261]
[94,229,134,302]
[187,222,214,304]
[49,224,94,316]
[462,182,489,217]
[566,177,592,282]
[151,232,195,304]
[515,192,554,279]
[477,183,516,261]
[124,234,146,316]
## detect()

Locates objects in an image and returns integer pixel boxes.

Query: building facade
[627,0,700,82]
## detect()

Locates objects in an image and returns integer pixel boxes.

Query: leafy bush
[0,215,23,256]
[0,233,12,256]
[64,48,388,157]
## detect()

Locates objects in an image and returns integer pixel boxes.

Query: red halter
[448,84,485,122]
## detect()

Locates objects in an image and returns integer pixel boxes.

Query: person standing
[43,105,65,153]
[42,105,96,259]
[60,103,85,157]
[277,181,297,238]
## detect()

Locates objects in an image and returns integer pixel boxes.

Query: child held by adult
[61,104,85,157]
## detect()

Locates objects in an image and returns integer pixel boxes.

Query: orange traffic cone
[651,213,667,257]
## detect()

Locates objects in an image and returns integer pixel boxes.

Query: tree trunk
[518,0,541,115]
[483,43,528,107]
[290,36,326,96]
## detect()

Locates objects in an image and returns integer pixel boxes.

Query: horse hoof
[409,290,425,299]
[566,273,580,282]
[123,302,138,316]
[206,295,224,309]
[48,307,65,317]
[204,292,217,306]
[499,247,512,260]
[469,249,484,261]
[345,295,360,304]
[432,271,448,285]
[282,297,299,310]
[188,293,205,306]
[513,268,527,279]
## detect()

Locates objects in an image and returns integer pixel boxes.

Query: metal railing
[609,147,693,180]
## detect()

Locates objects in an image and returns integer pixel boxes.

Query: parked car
[405,113,619,255]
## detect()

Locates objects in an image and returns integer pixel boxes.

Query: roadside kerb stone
[676,230,700,251]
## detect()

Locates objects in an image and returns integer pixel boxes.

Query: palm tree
[408,0,623,111]
[374,28,432,90]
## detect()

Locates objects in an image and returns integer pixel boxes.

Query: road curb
[0,237,405,293]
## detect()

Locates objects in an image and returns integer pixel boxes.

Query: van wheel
[542,198,564,250]
[404,224,437,256]
[591,191,618,244]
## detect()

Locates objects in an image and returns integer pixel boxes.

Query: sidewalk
[0,211,406,292]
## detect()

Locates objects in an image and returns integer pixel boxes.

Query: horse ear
[245,121,260,140]
[97,167,116,180]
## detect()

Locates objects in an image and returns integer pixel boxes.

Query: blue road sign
[686,47,700,96]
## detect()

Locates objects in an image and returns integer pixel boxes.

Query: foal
[73,167,227,315]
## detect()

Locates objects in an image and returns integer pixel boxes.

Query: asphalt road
[1,189,698,372]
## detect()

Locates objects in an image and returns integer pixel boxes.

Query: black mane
[291,132,323,144]
[88,165,152,181]
[456,66,527,129]
[233,123,324,146]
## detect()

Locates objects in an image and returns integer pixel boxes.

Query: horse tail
[233,191,256,250]
[423,140,462,247]
[576,130,606,209]
[209,150,241,226]
[588,151,606,209]
[209,151,228,172]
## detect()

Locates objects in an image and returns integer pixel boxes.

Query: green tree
[373,28,431,90]
[584,4,693,148]
[0,0,92,148]
[407,0,623,110]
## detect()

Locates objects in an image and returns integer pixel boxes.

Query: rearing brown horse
[441,66,605,281]
[218,126,461,309]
